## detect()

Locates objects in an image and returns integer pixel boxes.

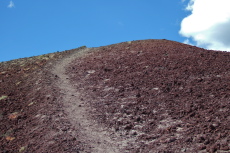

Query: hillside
[0,39,229,153]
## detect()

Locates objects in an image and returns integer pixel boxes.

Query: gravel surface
[1,39,229,153]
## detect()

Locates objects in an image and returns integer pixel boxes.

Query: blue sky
[1,0,230,62]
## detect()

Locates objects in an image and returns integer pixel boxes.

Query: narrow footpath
[52,48,124,153]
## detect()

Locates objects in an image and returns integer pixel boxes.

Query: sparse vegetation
[0,95,8,100]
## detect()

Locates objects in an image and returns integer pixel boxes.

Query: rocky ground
[0,39,229,153]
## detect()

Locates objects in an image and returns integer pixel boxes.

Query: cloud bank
[7,1,15,8]
[180,0,230,51]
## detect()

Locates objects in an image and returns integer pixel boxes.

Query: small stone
[220,145,229,151]
[19,146,26,152]
[168,137,176,143]
[28,102,35,106]
[198,145,206,150]
[209,124,216,130]
[207,144,218,153]
[136,116,141,122]
[72,137,76,141]
[124,124,133,130]
[209,94,215,98]
[8,112,20,120]
[197,136,205,143]
[129,130,137,136]
[181,148,186,152]
[6,136,15,141]
[204,139,210,145]
[87,70,96,74]
[136,93,141,98]
[185,137,192,142]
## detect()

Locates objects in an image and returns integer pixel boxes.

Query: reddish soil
[0,47,87,153]
[0,39,229,153]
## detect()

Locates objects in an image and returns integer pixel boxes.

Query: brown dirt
[0,39,230,153]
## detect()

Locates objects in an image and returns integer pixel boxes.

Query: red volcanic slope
[0,39,229,152]
[67,39,230,152]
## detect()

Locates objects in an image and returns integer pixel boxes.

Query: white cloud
[7,1,15,8]
[179,0,230,51]
[183,39,194,46]
[185,0,194,11]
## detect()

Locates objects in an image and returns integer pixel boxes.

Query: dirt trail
[1,39,229,152]
[52,48,124,153]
